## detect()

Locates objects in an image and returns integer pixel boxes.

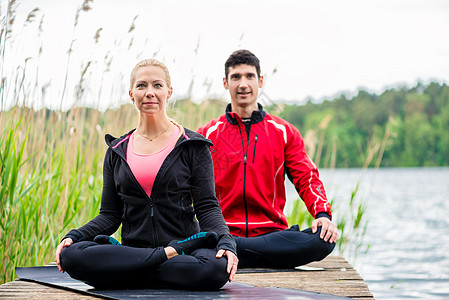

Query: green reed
[0,106,106,284]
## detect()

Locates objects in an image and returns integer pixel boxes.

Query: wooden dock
[0,256,373,299]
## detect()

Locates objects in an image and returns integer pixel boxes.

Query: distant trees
[270,82,449,168]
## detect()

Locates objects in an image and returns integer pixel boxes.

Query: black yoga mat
[16,266,349,299]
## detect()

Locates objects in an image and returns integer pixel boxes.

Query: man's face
[223,64,263,110]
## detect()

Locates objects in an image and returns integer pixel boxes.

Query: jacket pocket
[252,135,258,163]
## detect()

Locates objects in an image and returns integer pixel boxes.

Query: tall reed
[0,107,104,284]
[0,0,225,283]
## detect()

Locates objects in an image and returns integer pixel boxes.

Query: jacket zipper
[143,138,190,246]
[121,161,159,246]
[111,136,190,247]
[237,123,250,238]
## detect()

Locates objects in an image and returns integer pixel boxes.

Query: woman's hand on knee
[216,249,238,282]
[55,238,73,272]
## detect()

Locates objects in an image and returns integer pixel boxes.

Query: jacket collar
[105,125,211,158]
[225,103,266,125]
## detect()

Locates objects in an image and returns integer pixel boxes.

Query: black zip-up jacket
[64,127,236,254]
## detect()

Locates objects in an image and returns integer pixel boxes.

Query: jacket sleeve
[188,142,237,255]
[63,148,123,242]
[284,123,332,219]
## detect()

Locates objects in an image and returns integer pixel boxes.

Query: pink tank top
[127,125,180,198]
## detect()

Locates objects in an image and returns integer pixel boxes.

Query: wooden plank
[234,256,374,299]
[0,256,373,299]
[0,280,101,299]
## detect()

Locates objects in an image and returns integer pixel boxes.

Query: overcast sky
[2,0,449,110]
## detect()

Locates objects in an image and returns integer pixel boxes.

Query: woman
[55,59,238,290]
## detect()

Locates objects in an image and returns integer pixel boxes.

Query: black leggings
[234,226,335,268]
[60,242,229,290]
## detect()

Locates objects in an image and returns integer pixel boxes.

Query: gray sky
[2,0,449,110]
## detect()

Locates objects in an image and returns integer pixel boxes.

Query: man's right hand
[312,217,339,244]
[55,238,73,272]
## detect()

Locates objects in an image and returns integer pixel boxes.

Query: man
[197,49,338,268]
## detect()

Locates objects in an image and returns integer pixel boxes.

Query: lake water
[285,167,449,299]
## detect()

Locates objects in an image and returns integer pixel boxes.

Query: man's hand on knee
[312,217,339,244]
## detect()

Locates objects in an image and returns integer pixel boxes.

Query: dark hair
[224,49,261,80]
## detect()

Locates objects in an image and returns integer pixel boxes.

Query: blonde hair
[129,59,171,89]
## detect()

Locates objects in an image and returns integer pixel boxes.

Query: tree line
[268,82,449,168]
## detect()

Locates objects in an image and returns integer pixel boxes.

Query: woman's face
[129,66,173,116]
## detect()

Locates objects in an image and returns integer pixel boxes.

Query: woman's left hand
[216,249,238,281]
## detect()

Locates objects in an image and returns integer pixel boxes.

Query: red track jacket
[198,104,332,237]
